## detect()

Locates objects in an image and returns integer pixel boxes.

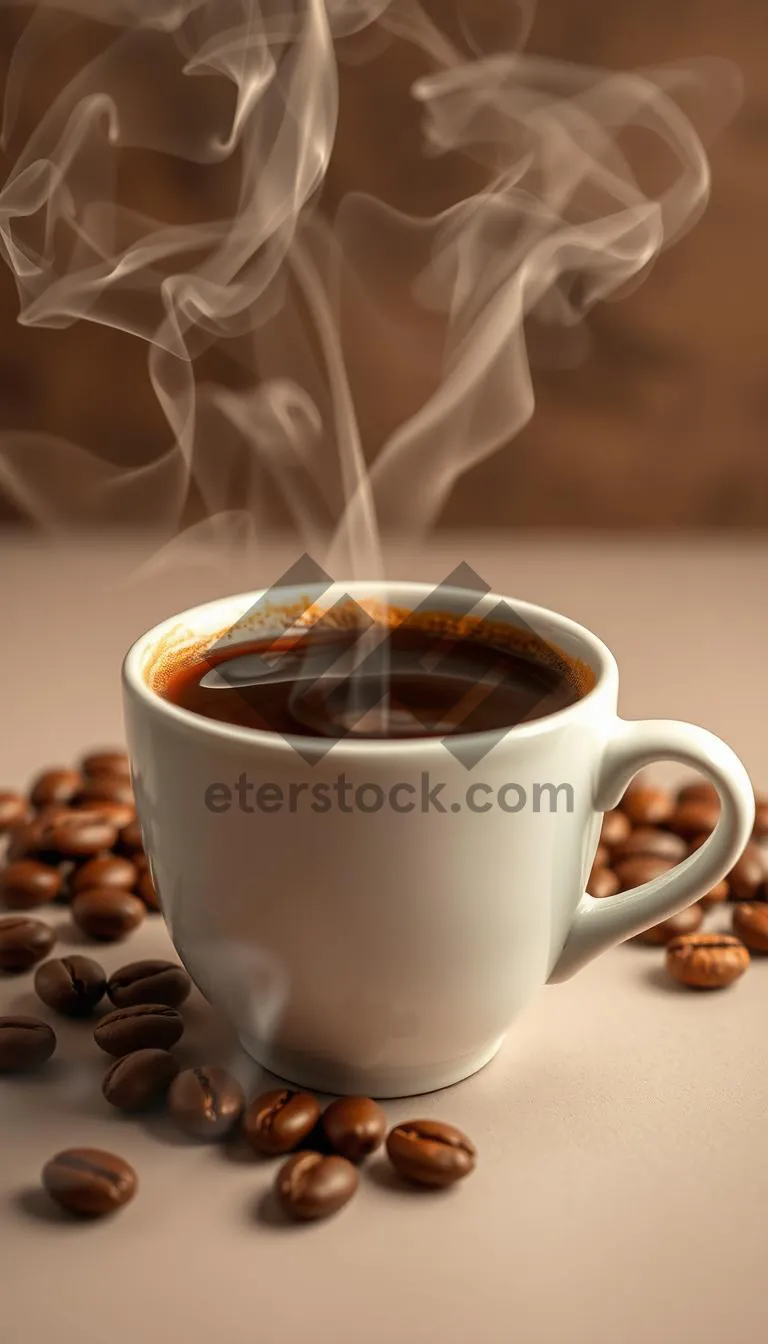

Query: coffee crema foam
[145,599,595,698]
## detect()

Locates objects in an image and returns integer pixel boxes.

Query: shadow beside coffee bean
[0,750,766,1223]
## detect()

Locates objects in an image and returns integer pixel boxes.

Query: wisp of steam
[0,0,741,576]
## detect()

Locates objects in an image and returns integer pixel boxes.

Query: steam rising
[0,1,740,571]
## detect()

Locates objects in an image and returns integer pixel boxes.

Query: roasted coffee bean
[633,904,703,946]
[0,791,29,833]
[42,1148,137,1217]
[242,1088,322,1156]
[600,809,631,847]
[77,777,134,809]
[107,959,191,1009]
[699,879,729,908]
[677,780,719,807]
[0,1015,56,1072]
[728,843,765,902]
[8,812,77,865]
[620,784,673,827]
[11,824,79,868]
[103,1049,180,1112]
[117,819,144,854]
[753,797,768,840]
[612,828,686,863]
[94,1003,184,1056]
[665,932,749,989]
[40,812,118,859]
[136,870,159,912]
[321,1097,387,1162]
[668,800,720,839]
[133,851,149,876]
[276,1152,359,1221]
[386,1119,476,1188]
[34,804,74,824]
[587,867,620,899]
[80,750,131,780]
[34,955,107,1017]
[0,916,55,972]
[167,1066,245,1139]
[593,843,608,869]
[0,859,62,909]
[76,800,135,830]
[732,903,768,954]
[614,855,675,891]
[6,823,36,862]
[71,856,138,894]
[29,768,82,809]
[71,887,145,941]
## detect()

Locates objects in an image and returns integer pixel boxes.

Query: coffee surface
[161,620,589,740]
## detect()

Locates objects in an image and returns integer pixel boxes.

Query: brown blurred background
[0,1,765,530]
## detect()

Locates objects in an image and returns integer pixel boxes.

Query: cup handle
[548,718,755,983]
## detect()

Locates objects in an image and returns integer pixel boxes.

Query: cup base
[236,1033,506,1098]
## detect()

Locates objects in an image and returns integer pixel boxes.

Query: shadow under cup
[122,582,609,1097]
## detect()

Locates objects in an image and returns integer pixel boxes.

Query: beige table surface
[1,532,767,1344]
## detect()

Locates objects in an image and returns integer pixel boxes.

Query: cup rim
[122,582,617,758]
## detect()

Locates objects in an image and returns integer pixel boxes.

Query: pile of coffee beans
[591,777,768,989]
[0,749,157,950]
[0,937,477,1220]
[2,747,765,1226]
[0,746,478,1223]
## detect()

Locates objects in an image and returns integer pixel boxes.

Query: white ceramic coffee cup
[122,581,755,1098]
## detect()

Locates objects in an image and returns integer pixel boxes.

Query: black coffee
[161,612,592,740]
